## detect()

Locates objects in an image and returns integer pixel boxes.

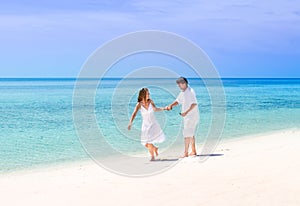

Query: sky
[0,0,300,78]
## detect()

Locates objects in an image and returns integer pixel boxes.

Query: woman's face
[146,90,150,100]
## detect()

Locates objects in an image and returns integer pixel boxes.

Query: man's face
[177,82,187,91]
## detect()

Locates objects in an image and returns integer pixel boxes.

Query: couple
[128,77,199,161]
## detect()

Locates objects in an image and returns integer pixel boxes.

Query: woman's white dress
[140,103,165,146]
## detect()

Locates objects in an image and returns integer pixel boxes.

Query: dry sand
[1,129,299,206]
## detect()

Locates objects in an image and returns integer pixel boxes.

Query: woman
[128,88,166,161]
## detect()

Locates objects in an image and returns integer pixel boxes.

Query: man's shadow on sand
[153,154,224,162]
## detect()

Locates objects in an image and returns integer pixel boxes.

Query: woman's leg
[145,143,155,160]
[153,146,158,156]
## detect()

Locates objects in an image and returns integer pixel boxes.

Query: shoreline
[1,127,298,176]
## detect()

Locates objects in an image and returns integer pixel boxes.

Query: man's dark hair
[176,76,188,85]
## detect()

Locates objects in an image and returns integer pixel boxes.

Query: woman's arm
[150,100,165,112]
[128,103,140,130]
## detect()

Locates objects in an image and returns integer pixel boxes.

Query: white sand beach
[1,129,299,206]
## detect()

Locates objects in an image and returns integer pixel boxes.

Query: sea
[0,78,299,173]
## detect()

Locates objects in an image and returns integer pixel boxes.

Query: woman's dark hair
[138,88,149,102]
[176,76,188,85]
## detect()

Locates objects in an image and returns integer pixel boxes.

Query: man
[167,77,199,157]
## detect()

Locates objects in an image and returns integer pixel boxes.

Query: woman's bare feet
[150,157,155,161]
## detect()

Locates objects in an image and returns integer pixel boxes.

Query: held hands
[165,105,173,111]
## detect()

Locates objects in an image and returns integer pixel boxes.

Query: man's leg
[189,136,197,156]
[183,137,191,157]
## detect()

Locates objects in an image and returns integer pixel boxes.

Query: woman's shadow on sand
[153,153,224,162]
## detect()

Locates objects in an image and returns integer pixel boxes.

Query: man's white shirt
[176,86,199,119]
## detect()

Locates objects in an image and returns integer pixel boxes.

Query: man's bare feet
[150,157,155,161]
[180,152,188,158]
[189,152,197,156]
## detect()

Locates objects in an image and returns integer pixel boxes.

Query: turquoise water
[0,78,299,172]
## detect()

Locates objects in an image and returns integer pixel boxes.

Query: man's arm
[166,101,178,111]
[180,103,197,117]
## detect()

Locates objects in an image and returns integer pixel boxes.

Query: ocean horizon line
[0,77,299,81]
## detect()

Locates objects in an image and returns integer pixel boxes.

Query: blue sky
[0,0,300,78]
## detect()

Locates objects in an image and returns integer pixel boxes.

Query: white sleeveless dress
[140,103,165,146]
